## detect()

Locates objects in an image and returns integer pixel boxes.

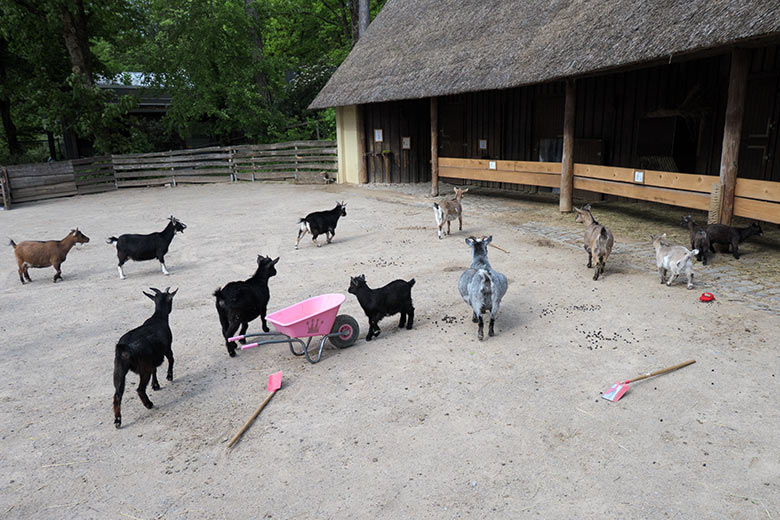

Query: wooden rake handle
[488,243,510,254]
[227,390,276,448]
[628,360,696,384]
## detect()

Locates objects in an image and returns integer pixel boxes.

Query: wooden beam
[734,197,780,224]
[356,105,367,184]
[573,177,710,210]
[440,157,561,173]
[717,49,750,225]
[439,166,561,188]
[574,164,718,193]
[735,177,780,203]
[560,79,575,212]
[431,97,439,196]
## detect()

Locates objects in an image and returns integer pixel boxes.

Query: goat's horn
[150,287,161,294]
[165,286,171,293]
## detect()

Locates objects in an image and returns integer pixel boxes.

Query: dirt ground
[1,182,778,519]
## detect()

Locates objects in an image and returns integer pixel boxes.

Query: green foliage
[0,0,387,163]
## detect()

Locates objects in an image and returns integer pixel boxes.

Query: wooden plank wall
[0,141,337,206]
[5,161,77,203]
[112,146,232,187]
[361,98,432,183]
[232,141,337,183]
[72,156,117,194]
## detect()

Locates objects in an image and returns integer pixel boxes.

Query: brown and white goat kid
[574,204,614,280]
[9,229,90,284]
[432,187,468,239]
[651,234,698,289]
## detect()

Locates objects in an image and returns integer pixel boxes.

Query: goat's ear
[461,188,469,193]
[271,256,280,265]
[143,291,155,301]
[168,288,178,298]
[483,235,493,245]
[465,237,475,247]
[661,233,667,239]
[583,203,592,210]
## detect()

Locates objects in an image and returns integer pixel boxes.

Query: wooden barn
[311,0,780,224]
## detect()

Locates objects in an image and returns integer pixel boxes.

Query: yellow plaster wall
[336,105,360,184]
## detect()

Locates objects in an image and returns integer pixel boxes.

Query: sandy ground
[1,182,778,519]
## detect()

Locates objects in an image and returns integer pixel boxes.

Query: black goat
[295,201,347,249]
[704,222,763,259]
[681,215,710,265]
[214,255,279,357]
[348,274,415,341]
[107,216,187,279]
[113,287,177,428]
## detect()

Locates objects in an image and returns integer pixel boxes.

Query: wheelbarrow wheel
[329,314,359,348]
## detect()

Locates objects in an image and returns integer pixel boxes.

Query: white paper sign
[634,170,644,183]
[374,129,383,142]
[402,137,411,149]
[479,139,488,150]
[489,161,496,170]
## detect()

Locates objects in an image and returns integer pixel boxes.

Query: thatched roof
[310,0,780,109]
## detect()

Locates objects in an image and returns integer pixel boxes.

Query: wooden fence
[0,141,336,208]
[440,157,780,224]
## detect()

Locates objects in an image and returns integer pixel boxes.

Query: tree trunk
[59,0,92,84]
[347,0,359,44]
[244,0,272,105]
[358,0,369,38]
[0,37,22,156]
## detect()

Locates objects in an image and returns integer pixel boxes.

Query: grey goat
[458,236,508,340]
[651,234,699,289]
[574,204,614,280]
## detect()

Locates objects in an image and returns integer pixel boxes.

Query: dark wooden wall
[360,44,780,186]
[361,98,431,183]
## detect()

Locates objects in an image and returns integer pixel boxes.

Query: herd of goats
[7,187,765,427]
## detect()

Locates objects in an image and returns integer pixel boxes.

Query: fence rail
[0,141,336,208]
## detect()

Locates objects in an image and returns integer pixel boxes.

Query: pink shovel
[227,371,282,448]
[602,360,695,402]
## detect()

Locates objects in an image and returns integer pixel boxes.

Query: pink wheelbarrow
[229,293,359,363]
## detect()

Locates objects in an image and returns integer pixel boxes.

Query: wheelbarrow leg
[289,337,306,357]
[304,337,328,364]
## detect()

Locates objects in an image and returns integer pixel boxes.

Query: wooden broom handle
[628,360,696,384]
[227,390,276,448]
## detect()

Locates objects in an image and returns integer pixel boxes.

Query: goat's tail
[478,269,492,302]
[8,239,16,248]
[106,236,118,244]
[213,287,224,304]
[596,227,610,258]
[408,278,416,288]
[679,249,699,265]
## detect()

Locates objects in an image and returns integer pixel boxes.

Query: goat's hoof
[262,325,270,333]
[478,333,484,340]
[166,374,173,382]
[228,350,237,357]
[365,336,372,341]
[152,382,160,391]
[489,329,495,337]
[406,324,413,330]
[144,401,154,409]
[114,418,121,428]
[687,285,694,290]
[472,317,478,323]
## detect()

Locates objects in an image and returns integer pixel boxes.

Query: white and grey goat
[432,187,468,239]
[651,234,698,289]
[458,236,508,340]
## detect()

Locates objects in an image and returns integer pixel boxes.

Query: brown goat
[9,229,90,284]
[574,205,614,280]
[432,187,468,239]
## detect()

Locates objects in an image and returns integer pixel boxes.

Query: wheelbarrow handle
[241,342,259,350]
[228,335,244,342]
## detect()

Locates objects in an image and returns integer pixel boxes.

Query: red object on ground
[699,292,715,302]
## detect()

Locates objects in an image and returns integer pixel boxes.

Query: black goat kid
[107,216,187,279]
[113,287,177,429]
[348,274,415,341]
[705,222,763,259]
[295,201,347,249]
[214,255,279,357]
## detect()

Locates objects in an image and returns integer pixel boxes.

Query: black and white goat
[113,287,177,428]
[295,202,347,249]
[458,236,508,340]
[704,221,763,259]
[107,216,187,279]
[214,255,279,357]
[348,274,415,341]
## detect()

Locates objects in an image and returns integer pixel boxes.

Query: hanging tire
[329,314,359,348]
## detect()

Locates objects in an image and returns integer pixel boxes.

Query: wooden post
[1,167,11,210]
[560,79,576,212]
[717,49,749,225]
[356,105,367,184]
[431,97,439,196]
